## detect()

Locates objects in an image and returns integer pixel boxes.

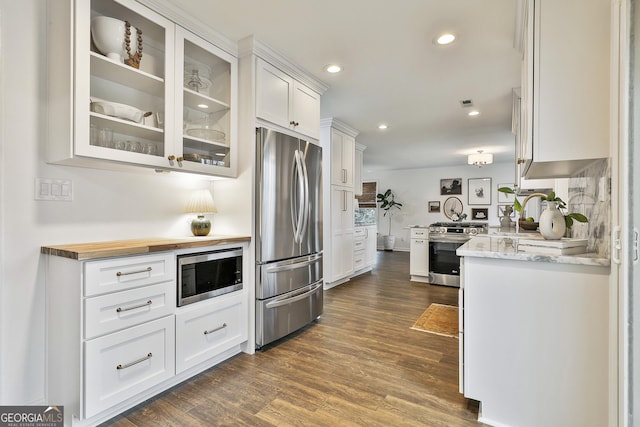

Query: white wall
[0,2,251,405]
[364,162,515,251]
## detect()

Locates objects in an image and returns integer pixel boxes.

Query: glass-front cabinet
[49,0,237,177]
[174,27,236,175]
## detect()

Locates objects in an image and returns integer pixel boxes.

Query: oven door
[428,236,469,287]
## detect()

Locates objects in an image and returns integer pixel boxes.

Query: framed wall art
[468,178,491,205]
[471,208,489,221]
[428,201,441,213]
[440,178,462,195]
[497,182,516,203]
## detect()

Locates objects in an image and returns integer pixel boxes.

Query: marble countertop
[457,236,610,267]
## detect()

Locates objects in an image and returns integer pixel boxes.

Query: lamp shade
[467,150,493,167]
[185,189,217,214]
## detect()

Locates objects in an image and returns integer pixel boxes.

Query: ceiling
[175,0,521,172]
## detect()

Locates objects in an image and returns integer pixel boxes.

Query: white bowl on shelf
[90,99,144,123]
[91,16,138,63]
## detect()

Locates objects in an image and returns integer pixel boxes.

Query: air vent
[460,99,474,108]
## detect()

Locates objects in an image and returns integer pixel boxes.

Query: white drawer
[84,316,175,418]
[354,240,365,251]
[84,253,175,297]
[410,228,429,239]
[84,282,176,339]
[354,227,366,238]
[353,254,365,270]
[175,293,247,374]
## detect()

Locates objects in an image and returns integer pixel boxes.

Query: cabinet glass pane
[182,39,231,169]
[88,0,166,159]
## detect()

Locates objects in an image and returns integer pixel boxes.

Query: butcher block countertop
[41,235,251,260]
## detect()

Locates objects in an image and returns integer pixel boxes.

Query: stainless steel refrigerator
[255,127,323,348]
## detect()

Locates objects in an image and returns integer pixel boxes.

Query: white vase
[383,235,396,251]
[539,202,566,240]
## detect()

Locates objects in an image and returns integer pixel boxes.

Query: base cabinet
[175,291,247,374]
[409,228,430,282]
[461,256,609,426]
[44,243,249,426]
[84,316,175,418]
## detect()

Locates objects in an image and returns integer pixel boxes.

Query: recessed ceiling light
[436,33,456,45]
[378,124,388,130]
[468,110,480,116]
[324,64,342,73]
[197,103,209,109]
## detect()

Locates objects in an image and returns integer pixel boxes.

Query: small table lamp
[185,189,218,236]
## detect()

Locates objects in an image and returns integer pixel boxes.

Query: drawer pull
[116,300,152,313]
[116,352,152,370]
[204,323,227,335]
[116,266,152,277]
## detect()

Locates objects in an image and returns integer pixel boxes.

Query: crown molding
[238,36,329,95]
[320,118,359,138]
[135,0,238,56]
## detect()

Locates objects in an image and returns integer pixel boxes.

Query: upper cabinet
[516,0,610,178]
[330,128,356,188]
[256,58,321,140]
[47,0,238,177]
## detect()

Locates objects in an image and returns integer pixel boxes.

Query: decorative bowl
[91,16,138,63]
[90,99,144,123]
[518,219,539,231]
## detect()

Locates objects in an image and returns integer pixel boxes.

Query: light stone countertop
[457,235,610,267]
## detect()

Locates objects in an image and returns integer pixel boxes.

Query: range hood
[515,187,553,196]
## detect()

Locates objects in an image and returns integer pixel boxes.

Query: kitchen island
[457,236,610,427]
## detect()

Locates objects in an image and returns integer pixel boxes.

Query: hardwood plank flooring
[103,250,484,426]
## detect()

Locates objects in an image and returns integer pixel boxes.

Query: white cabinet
[47,0,238,177]
[256,58,321,139]
[330,129,355,187]
[321,119,361,288]
[175,290,247,374]
[82,253,176,418]
[517,0,610,179]
[44,242,249,425]
[84,316,175,418]
[354,143,366,196]
[410,228,430,282]
[354,225,377,274]
[328,187,355,283]
[461,255,609,426]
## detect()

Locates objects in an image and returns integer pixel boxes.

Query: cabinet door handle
[516,158,525,164]
[116,300,152,313]
[167,155,176,161]
[204,323,227,335]
[116,352,152,370]
[342,168,347,183]
[176,156,184,162]
[343,191,347,212]
[289,120,299,127]
[116,266,152,277]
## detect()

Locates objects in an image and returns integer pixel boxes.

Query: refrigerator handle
[290,150,305,243]
[264,281,323,309]
[299,149,310,240]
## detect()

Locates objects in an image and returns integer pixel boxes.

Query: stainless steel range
[428,222,487,287]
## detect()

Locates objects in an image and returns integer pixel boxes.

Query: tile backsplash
[568,158,610,257]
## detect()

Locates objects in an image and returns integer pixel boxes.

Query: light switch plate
[35,178,73,201]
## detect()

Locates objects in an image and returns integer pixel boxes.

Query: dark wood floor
[103,251,483,426]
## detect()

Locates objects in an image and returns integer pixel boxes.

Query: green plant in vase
[498,187,588,238]
[376,189,403,250]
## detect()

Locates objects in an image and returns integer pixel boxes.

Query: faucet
[518,192,547,232]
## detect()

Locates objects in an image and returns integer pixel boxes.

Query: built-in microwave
[177,247,243,307]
